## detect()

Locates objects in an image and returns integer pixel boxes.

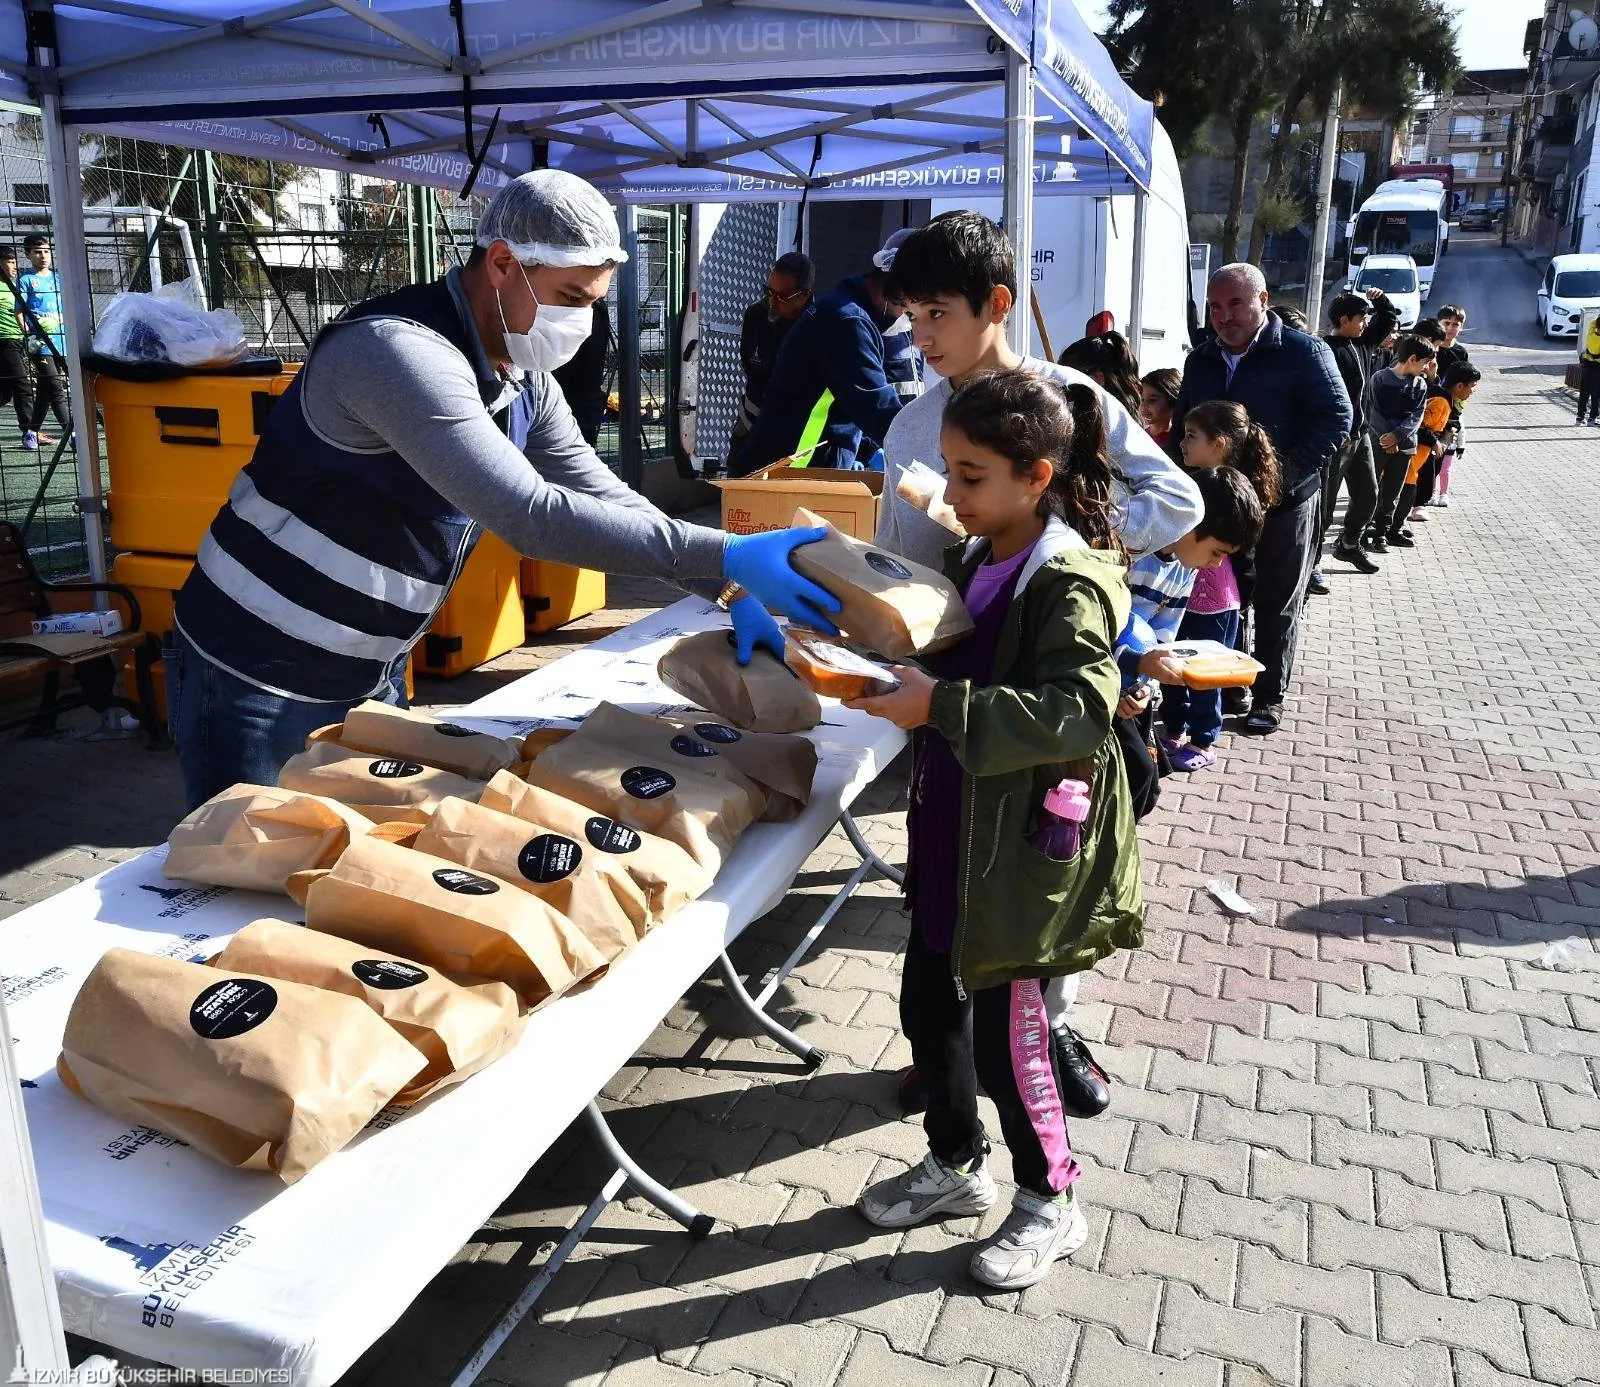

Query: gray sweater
[302,272,727,584]
[874,358,1203,568]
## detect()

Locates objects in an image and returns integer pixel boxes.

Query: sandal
[1169,743,1217,772]
[1244,705,1283,735]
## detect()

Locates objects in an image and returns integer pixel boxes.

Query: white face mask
[498,263,593,374]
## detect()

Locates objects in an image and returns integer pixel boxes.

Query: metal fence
[0,110,684,578]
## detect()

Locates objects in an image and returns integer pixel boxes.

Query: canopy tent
[0,0,1152,197]
[0,0,1155,584]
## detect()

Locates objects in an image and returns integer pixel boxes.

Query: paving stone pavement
[5,354,1600,1387]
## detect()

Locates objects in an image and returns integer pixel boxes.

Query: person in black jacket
[1170,263,1352,735]
[727,252,814,467]
[550,299,612,447]
[1321,288,1399,574]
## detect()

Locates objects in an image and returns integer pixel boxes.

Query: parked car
[1537,253,1600,338]
[1459,203,1496,231]
[1347,254,1421,329]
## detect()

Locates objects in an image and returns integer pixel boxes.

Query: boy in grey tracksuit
[1362,335,1436,551]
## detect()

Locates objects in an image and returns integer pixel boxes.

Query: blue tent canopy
[0,0,1153,198]
[0,0,1155,584]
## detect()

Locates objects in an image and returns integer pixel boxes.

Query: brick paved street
[5,241,1600,1385]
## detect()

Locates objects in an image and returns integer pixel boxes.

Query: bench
[0,521,163,746]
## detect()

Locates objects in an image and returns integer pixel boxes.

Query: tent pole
[617,204,643,492]
[1003,48,1034,357]
[1129,186,1148,355]
[38,86,108,584]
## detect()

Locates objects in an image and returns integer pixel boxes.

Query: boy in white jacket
[875,212,1201,568]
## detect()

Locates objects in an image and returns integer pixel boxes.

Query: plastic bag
[895,459,965,535]
[92,280,248,367]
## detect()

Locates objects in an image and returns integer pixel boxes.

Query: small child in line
[1364,335,1437,552]
[1139,368,1181,449]
[844,370,1142,1291]
[1433,307,1468,504]
[1116,467,1267,771]
[1158,402,1282,770]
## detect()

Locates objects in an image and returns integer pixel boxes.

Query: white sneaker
[858,1151,996,1229]
[969,1188,1089,1289]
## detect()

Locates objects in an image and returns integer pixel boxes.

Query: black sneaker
[1051,1023,1111,1118]
[1332,539,1380,573]
[1386,530,1416,548]
[1305,569,1331,596]
[1367,533,1389,554]
[1222,686,1252,716]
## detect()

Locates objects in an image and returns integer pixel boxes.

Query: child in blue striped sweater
[1113,468,1265,801]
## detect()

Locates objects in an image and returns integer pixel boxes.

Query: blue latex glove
[728,594,785,666]
[1115,612,1158,684]
[863,448,886,472]
[723,527,841,634]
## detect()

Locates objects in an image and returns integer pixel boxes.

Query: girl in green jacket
[846,371,1142,1291]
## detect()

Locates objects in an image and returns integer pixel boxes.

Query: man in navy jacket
[734,268,904,474]
[1171,262,1353,734]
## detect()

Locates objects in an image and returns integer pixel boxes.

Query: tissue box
[31,609,124,638]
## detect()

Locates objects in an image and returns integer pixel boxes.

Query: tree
[1107,0,1295,260]
[1245,0,1460,263]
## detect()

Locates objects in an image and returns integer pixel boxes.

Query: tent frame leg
[714,809,902,1069]
[449,1100,711,1387]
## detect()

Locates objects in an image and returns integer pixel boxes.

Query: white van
[1348,179,1450,302]
[1349,254,1421,329]
[1536,253,1600,338]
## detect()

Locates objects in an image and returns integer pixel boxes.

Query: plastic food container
[1159,640,1265,690]
[784,629,903,700]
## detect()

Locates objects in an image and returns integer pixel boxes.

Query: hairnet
[476,169,628,267]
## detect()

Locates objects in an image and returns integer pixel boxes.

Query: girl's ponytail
[1047,383,1120,552]
[1240,422,1282,510]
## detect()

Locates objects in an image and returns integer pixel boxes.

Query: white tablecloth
[1,598,906,1385]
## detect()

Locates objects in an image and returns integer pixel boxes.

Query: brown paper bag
[657,629,821,734]
[523,703,761,871]
[789,505,975,657]
[57,948,427,1183]
[478,771,711,925]
[211,919,524,1104]
[414,797,647,960]
[278,741,487,823]
[304,834,608,1010]
[331,701,523,780]
[654,713,817,823]
[163,785,376,894]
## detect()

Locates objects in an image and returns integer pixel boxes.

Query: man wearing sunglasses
[729,252,814,468]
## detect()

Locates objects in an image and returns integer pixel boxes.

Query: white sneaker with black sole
[969,1188,1089,1289]
[857,1151,996,1229]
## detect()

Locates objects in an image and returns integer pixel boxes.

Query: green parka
[923,517,1145,994]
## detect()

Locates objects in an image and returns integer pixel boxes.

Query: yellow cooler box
[521,559,606,634]
[417,533,526,678]
[97,370,299,556]
[110,551,192,720]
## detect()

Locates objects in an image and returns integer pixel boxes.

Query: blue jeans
[1160,608,1241,749]
[166,628,407,811]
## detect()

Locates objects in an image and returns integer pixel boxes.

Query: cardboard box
[715,461,884,540]
[31,609,124,638]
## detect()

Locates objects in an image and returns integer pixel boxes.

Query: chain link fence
[0,108,683,578]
